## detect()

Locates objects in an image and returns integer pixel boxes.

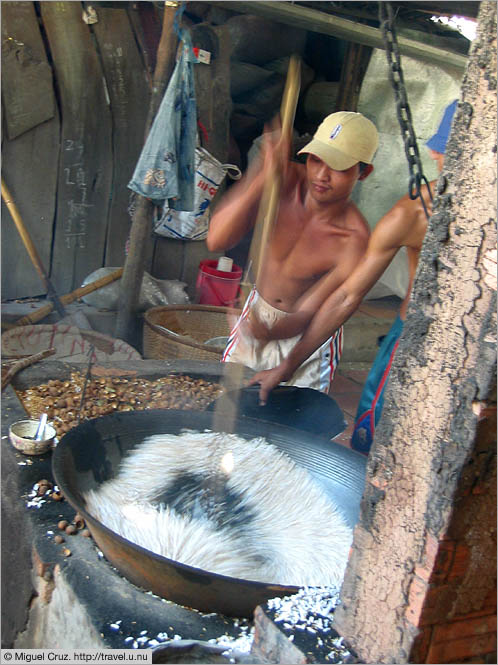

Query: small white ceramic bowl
[9,420,56,455]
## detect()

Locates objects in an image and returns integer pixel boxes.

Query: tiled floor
[328,296,400,450]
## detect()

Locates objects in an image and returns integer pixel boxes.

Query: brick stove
[2,358,495,663]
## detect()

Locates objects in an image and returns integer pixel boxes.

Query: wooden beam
[209,1,468,71]
[395,1,480,19]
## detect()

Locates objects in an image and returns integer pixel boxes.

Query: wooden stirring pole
[241,54,302,301]
[213,56,302,436]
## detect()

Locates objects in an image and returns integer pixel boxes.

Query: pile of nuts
[36,478,63,501]
[18,372,224,437]
[55,513,91,557]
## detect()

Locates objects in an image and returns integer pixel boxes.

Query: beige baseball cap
[298,111,379,171]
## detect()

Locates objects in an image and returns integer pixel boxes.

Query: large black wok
[52,409,366,617]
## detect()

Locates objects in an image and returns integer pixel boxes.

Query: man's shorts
[222,287,343,393]
[351,314,404,454]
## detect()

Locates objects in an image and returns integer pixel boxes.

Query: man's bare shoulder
[387,179,436,219]
[373,181,436,251]
[345,202,371,241]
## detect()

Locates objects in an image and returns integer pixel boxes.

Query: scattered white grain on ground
[267,586,352,662]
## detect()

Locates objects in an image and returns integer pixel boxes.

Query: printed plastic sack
[153,147,241,240]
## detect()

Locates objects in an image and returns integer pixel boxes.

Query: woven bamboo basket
[143,305,240,361]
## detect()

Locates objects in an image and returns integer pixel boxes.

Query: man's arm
[207,126,291,252]
[249,203,411,403]
[206,161,265,252]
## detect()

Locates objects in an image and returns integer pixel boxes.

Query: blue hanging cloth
[128,27,197,212]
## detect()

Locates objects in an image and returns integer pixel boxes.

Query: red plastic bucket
[195,259,242,307]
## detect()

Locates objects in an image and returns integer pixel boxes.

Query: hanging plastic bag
[128,28,197,212]
[153,147,241,240]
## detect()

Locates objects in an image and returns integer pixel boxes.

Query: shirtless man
[206,111,378,393]
[249,100,458,451]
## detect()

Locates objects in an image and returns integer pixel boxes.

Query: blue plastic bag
[128,29,197,212]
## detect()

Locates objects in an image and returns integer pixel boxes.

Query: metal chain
[378,2,433,219]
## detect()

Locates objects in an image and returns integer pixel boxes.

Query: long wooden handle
[243,55,301,297]
[280,54,302,145]
[256,54,301,284]
[2,178,66,316]
[11,268,124,327]
[1,179,46,284]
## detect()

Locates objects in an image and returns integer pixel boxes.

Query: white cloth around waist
[222,287,343,393]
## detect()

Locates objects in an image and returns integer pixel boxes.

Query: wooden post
[115,2,180,347]
[335,42,372,112]
[145,2,179,135]
[191,22,232,164]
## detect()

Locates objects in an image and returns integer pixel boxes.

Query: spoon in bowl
[34,413,48,441]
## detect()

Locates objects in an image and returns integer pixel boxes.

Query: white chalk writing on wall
[63,137,93,248]
[103,43,129,130]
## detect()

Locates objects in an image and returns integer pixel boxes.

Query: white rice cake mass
[83,430,352,587]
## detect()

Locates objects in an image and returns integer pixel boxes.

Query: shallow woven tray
[143,305,240,361]
[2,324,141,362]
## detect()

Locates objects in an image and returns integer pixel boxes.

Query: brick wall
[334,395,497,664]
[409,405,497,664]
